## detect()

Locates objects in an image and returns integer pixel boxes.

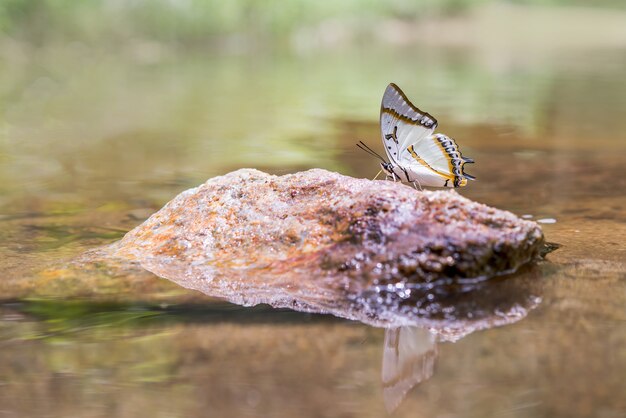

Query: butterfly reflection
[382,327,438,413]
[378,263,547,413]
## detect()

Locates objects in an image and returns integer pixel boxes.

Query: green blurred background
[1,0,624,46]
[1,0,625,208]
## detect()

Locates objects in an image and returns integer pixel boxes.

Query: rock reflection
[362,264,544,342]
[382,327,437,413]
[379,265,544,412]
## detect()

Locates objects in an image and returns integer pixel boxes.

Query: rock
[103,168,544,335]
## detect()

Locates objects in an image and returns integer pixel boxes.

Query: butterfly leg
[412,180,423,191]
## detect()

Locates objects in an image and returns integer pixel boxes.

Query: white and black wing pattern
[380,83,437,165]
[379,83,475,188]
[405,134,475,188]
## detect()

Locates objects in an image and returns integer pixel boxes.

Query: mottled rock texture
[106,168,544,332]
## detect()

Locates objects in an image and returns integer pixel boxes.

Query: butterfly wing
[380,83,437,166]
[380,83,474,188]
[406,133,475,187]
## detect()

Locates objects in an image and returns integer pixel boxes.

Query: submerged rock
[104,168,544,335]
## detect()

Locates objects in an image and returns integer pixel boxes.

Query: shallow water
[1,17,626,418]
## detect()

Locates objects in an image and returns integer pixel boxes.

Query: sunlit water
[1,24,625,418]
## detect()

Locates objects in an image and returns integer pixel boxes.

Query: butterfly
[357,83,474,188]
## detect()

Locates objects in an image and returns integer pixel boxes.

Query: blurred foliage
[8,299,320,342]
[0,0,623,46]
[507,0,625,7]
[0,0,475,45]
[19,299,164,341]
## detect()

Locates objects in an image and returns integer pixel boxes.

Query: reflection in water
[379,264,547,412]
[361,264,544,342]
[382,327,437,413]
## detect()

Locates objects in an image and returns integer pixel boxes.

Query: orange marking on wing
[407,145,454,181]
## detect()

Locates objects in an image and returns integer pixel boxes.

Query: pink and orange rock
[105,168,544,332]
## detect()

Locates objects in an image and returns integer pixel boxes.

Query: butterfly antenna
[355,142,374,157]
[356,143,384,162]
[356,141,387,162]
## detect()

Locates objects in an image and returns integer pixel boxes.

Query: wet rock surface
[101,168,544,335]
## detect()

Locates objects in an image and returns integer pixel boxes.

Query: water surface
[1,14,625,417]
